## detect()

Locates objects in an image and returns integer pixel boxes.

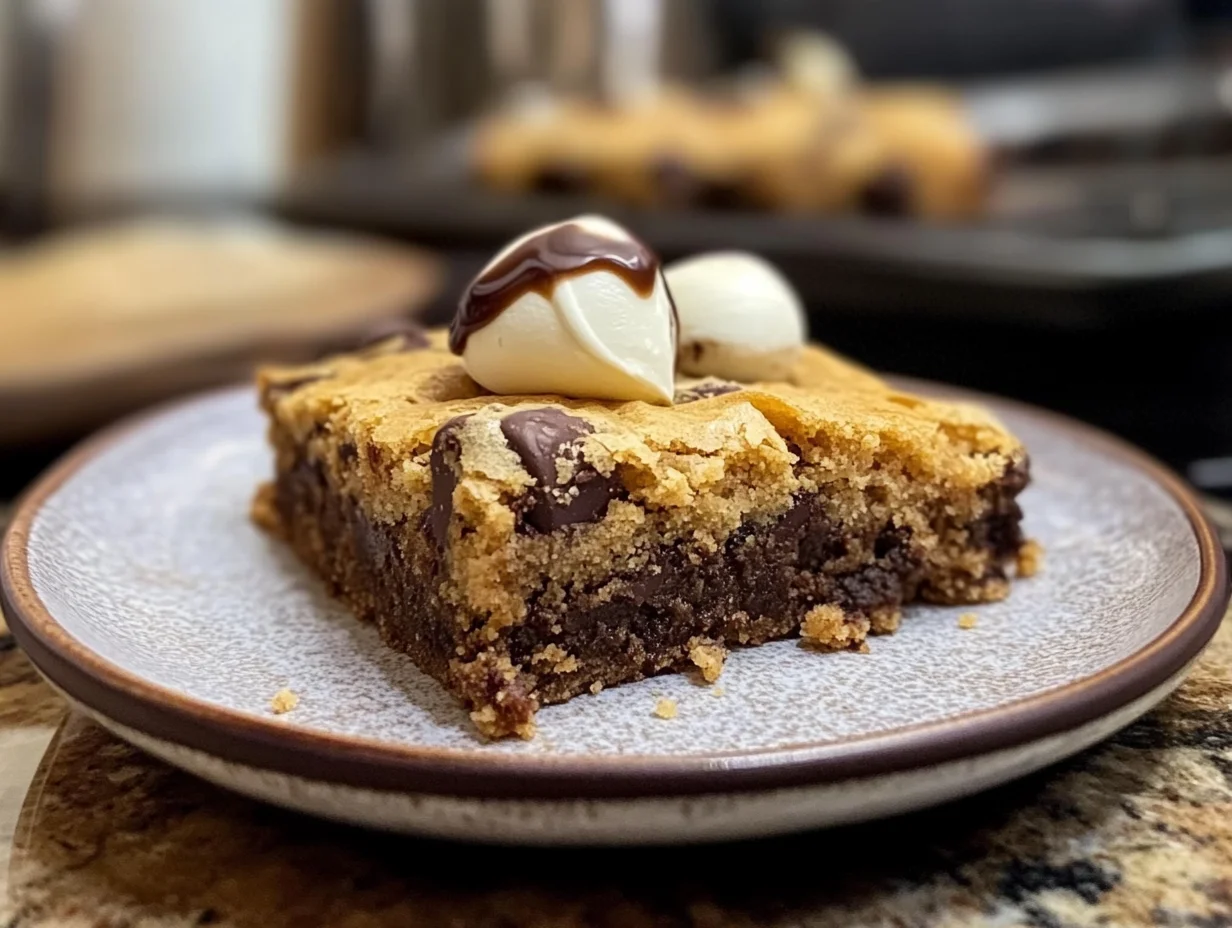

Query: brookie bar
[254,217,1031,738]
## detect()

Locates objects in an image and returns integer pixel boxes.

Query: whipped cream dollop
[451,215,676,404]
[665,251,806,382]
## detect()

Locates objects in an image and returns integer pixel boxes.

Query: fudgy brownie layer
[270,453,1025,739]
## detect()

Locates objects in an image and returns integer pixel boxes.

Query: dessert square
[473,81,986,219]
[255,331,1028,739]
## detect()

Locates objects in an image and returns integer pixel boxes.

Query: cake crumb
[869,605,902,635]
[653,697,678,720]
[470,705,536,741]
[1017,539,1044,578]
[270,688,299,714]
[249,483,283,536]
[589,681,604,695]
[711,686,725,698]
[958,612,979,629]
[532,643,579,673]
[688,641,727,683]
[801,604,869,651]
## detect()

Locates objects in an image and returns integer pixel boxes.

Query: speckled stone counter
[1,488,1232,927]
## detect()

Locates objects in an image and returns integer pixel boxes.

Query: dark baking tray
[274,61,1232,327]
[275,147,1232,331]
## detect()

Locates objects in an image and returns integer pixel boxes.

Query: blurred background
[5,0,1232,533]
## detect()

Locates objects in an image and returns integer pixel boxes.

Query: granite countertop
[1,520,1231,926]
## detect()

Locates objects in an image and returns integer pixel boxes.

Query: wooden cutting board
[0,217,443,445]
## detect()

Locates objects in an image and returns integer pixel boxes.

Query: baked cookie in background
[471,35,989,221]
[859,87,990,219]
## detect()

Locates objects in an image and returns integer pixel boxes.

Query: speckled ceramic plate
[2,382,1226,845]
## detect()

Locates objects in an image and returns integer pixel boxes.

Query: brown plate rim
[2,381,1227,800]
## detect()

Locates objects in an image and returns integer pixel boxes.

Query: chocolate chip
[697,178,749,211]
[356,318,431,351]
[500,408,617,533]
[775,496,814,538]
[874,524,910,559]
[652,157,702,207]
[969,461,1029,560]
[1001,456,1031,495]
[674,381,742,404]
[971,505,1025,561]
[860,165,915,217]
[533,164,589,195]
[652,156,747,210]
[428,415,470,548]
[626,565,668,603]
[501,408,589,484]
[338,441,358,463]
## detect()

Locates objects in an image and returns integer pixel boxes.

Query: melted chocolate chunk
[970,458,1030,560]
[773,495,815,538]
[651,157,748,210]
[450,221,664,353]
[860,165,915,217]
[674,381,743,404]
[427,416,470,548]
[1001,456,1031,495]
[356,318,431,351]
[532,164,589,195]
[651,157,697,207]
[500,408,617,533]
[874,524,910,559]
[625,565,669,603]
[501,408,590,484]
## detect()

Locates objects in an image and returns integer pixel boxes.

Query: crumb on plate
[270,688,299,714]
[1017,539,1044,578]
[688,640,727,683]
[957,612,979,630]
[653,697,678,720]
[800,603,869,651]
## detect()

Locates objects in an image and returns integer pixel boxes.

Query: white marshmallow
[665,251,806,382]
[461,216,676,404]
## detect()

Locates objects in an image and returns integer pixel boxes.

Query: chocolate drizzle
[449,221,670,354]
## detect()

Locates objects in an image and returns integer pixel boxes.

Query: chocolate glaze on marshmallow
[453,215,677,404]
